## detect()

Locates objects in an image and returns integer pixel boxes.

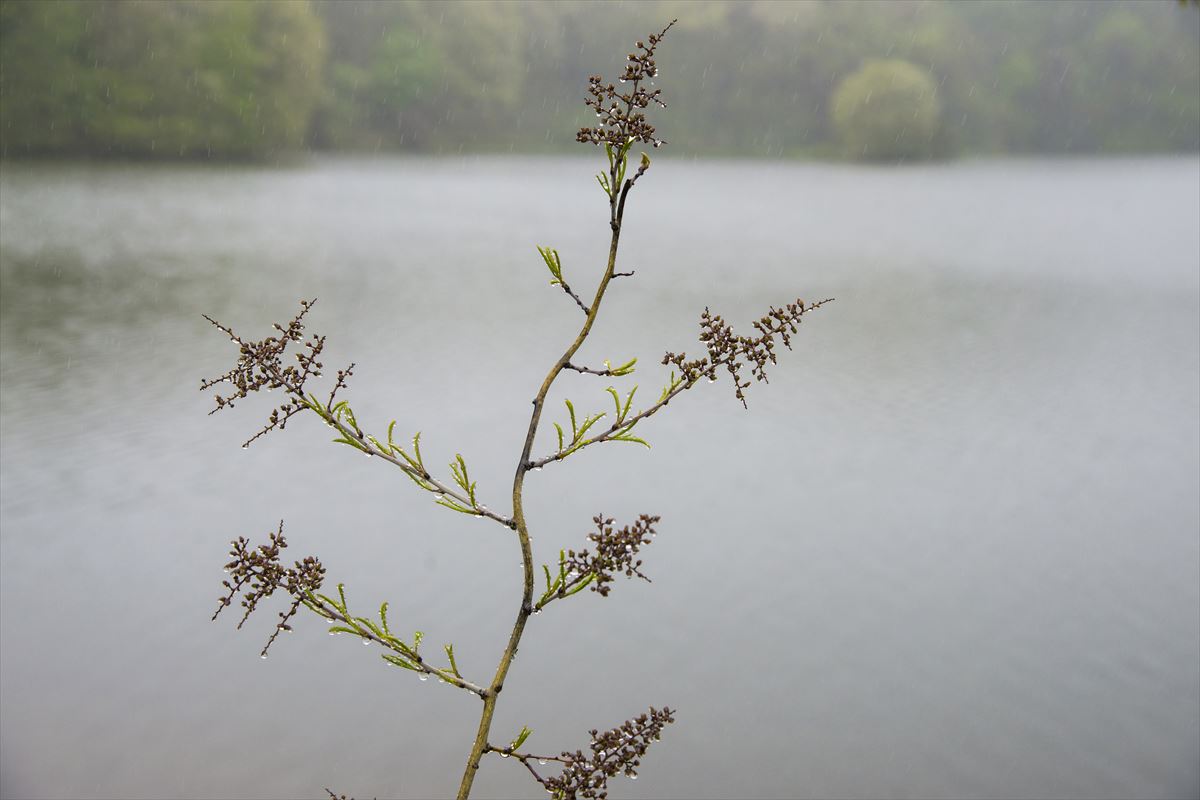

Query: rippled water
[1,156,1197,799]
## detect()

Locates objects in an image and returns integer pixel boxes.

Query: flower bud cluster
[201,299,353,448]
[564,514,660,597]
[576,21,676,149]
[213,521,327,658]
[664,297,832,408]
[544,707,675,799]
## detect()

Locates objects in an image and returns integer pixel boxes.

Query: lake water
[1,156,1197,800]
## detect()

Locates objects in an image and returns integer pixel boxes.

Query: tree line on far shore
[1,0,1197,162]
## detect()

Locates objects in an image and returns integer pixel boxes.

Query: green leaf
[611,357,637,376]
[412,432,425,470]
[394,449,422,472]
[565,399,577,437]
[606,386,622,418]
[444,644,461,678]
[511,725,532,751]
[337,583,347,611]
[554,422,564,452]
[563,572,595,597]
[328,625,362,636]
[659,371,679,403]
[436,497,477,515]
[412,630,424,652]
[380,602,391,636]
[354,616,384,639]
[402,470,434,491]
[315,593,343,616]
[622,386,638,421]
[613,434,651,449]
[611,420,650,448]
[450,454,477,506]
[537,246,563,283]
[382,653,419,671]
[300,598,333,619]
[575,412,605,442]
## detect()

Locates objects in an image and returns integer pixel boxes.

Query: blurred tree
[310,1,520,152]
[1,0,324,159]
[830,58,943,161]
[1,0,1196,161]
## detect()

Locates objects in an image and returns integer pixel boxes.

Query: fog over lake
[1,156,1197,799]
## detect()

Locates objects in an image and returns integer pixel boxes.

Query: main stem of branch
[455,169,629,800]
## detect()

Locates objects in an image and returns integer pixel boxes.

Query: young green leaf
[537,246,563,285]
[382,653,419,671]
[606,386,622,418]
[622,386,638,421]
[328,625,363,637]
[436,496,478,515]
[444,644,462,678]
[565,399,577,438]
[510,726,532,751]
[607,357,637,377]
[574,412,605,442]
[412,432,425,470]
[354,616,384,639]
[562,572,596,597]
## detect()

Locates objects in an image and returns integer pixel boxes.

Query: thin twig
[313,601,488,697]
[563,361,615,377]
[558,280,590,314]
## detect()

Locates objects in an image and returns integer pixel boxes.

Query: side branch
[199,304,514,530]
[309,599,488,697]
[563,357,636,378]
[528,297,834,469]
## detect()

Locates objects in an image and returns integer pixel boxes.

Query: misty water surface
[0,156,1197,799]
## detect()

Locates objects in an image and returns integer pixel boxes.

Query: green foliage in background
[2,0,1197,161]
[831,59,943,161]
[0,0,324,158]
